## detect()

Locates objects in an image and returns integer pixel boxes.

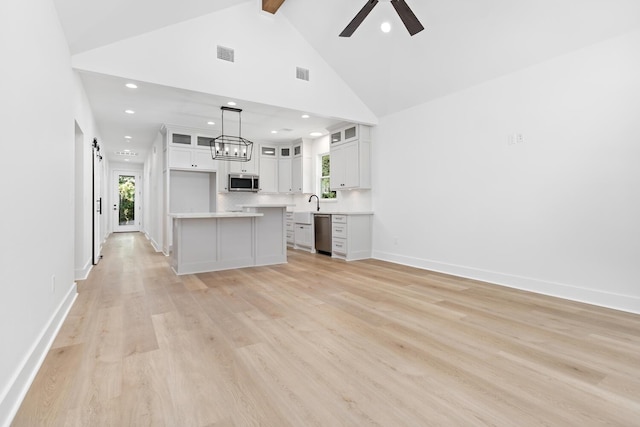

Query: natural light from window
[320,153,337,199]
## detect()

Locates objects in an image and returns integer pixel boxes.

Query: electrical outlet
[508,133,525,145]
[51,275,56,293]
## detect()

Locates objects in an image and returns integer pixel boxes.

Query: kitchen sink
[293,211,313,224]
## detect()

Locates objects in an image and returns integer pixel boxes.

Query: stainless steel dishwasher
[314,214,332,255]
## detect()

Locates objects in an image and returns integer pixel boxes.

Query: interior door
[113,170,142,232]
[92,140,103,265]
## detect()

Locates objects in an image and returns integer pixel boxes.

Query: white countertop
[293,211,374,215]
[238,204,293,208]
[169,212,263,219]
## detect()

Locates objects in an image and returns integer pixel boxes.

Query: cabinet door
[330,131,342,145]
[343,125,358,143]
[294,224,312,248]
[342,142,360,188]
[260,157,278,193]
[330,145,346,190]
[278,158,292,193]
[228,155,257,174]
[169,147,193,169]
[292,156,302,193]
[171,133,193,147]
[192,150,219,171]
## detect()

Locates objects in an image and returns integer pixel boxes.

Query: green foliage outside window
[321,154,336,199]
[119,176,136,224]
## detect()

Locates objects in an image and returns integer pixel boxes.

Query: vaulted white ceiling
[53,0,640,162]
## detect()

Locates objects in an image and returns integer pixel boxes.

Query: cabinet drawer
[286,220,294,231]
[332,238,347,255]
[286,231,294,242]
[332,215,347,224]
[332,223,347,238]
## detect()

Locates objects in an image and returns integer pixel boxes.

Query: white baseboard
[144,232,162,253]
[0,283,77,427]
[74,258,93,281]
[372,250,640,315]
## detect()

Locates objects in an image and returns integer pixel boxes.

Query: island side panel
[218,217,256,270]
[254,207,287,266]
[173,217,218,274]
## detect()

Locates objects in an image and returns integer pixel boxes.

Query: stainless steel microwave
[228,174,259,192]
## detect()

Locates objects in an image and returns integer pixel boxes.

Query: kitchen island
[170,210,287,275]
[238,204,289,267]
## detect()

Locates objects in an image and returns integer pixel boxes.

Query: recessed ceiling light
[124,159,130,162]
[227,101,237,106]
[310,132,323,137]
[301,114,310,119]
[125,109,135,114]
[124,135,132,139]
[271,130,278,134]
[124,149,131,152]
[381,22,391,33]
[125,83,138,89]
[207,121,215,125]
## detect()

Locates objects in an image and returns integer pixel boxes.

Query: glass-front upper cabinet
[330,125,358,145]
[171,133,192,146]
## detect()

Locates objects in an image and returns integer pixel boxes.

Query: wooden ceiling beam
[262,0,286,14]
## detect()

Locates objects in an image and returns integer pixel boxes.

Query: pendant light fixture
[210,106,253,162]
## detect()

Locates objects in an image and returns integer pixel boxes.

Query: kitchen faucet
[308,194,320,211]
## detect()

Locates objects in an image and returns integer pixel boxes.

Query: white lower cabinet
[286,212,294,247]
[331,214,372,261]
[294,223,313,249]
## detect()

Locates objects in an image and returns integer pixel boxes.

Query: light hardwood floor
[13,232,640,426]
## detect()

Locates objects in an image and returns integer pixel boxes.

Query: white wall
[72,72,103,279]
[0,0,86,424]
[143,133,165,251]
[372,28,640,313]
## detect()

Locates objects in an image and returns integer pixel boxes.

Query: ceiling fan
[339,0,424,37]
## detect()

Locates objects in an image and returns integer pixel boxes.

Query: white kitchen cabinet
[329,124,371,190]
[278,146,292,193]
[294,223,313,249]
[228,151,258,174]
[170,132,193,147]
[168,146,221,171]
[292,139,312,194]
[286,212,294,247]
[330,124,358,146]
[259,145,278,193]
[331,214,372,261]
[330,141,366,189]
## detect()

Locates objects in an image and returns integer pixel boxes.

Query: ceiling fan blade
[339,0,379,37]
[391,0,425,36]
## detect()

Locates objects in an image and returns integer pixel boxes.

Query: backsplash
[217,192,294,211]
[217,190,372,212]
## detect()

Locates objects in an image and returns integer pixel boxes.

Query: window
[320,153,336,199]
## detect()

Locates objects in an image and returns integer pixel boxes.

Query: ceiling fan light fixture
[340,0,424,37]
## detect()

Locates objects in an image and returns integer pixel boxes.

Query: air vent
[296,67,310,81]
[115,151,138,156]
[217,45,235,62]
